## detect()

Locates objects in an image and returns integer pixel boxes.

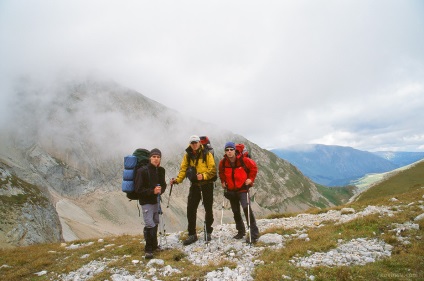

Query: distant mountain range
[372,151,424,167]
[270,144,424,187]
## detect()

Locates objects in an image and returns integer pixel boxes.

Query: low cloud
[1,0,423,151]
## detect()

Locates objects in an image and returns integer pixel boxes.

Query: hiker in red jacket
[218,142,260,243]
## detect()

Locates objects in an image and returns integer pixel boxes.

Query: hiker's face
[190,141,200,151]
[225,147,235,158]
[150,155,161,167]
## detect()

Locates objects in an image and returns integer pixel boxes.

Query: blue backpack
[122,148,150,200]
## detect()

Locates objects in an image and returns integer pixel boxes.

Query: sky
[1,0,424,152]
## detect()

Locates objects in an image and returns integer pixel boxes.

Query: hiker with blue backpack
[134,148,167,259]
[218,142,260,244]
[170,135,217,245]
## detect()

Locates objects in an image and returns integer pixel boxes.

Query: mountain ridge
[0,77,348,247]
[372,151,424,167]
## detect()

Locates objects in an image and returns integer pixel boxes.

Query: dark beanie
[150,148,162,157]
[224,142,236,150]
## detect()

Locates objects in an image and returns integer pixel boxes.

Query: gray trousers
[141,203,159,228]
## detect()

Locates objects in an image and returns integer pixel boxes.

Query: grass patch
[253,182,424,281]
[316,184,356,205]
[265,212,298,219]
[0,234,238,281]
[355,161,424,204]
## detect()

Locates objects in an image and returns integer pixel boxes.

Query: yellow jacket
[175,145,217,184]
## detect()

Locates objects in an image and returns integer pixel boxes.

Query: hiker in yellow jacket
[170,135,217,245]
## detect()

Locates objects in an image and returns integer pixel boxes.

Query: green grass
[316,184,356,205]
[355,161,424,204]
[0,235,236,281]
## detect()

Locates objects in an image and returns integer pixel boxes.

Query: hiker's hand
[221,182,227,188]
[245,179,252,186]
[170,178,177,185]
[154,185,161,195]
[197,173,203,181]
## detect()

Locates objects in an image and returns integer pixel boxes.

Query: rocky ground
[50,197,424,281]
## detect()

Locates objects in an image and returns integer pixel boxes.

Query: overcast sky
[1,0,423,152]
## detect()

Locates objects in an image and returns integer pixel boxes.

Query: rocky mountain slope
[0,77,343,247]
[0,165,62,249]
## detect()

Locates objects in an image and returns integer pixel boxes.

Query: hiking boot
[153,244,162,252]
[183,235,198,245]
[233,232,245,239]
[145,252,153,259]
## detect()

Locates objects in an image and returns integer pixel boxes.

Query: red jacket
[218,154,258,192]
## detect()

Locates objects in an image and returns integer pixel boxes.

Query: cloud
[1,0,423,151]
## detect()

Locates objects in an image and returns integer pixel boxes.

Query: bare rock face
[0,166,62,248]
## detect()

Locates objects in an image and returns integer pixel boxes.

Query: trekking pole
[247,192,251,245]
[199,186,208,245]
[157,193,167,247]
[218,189,225,245]
[167,180,174,208]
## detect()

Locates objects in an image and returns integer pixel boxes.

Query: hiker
[218,141,260,243]
[170,135,217,245]
[134,148,167,259]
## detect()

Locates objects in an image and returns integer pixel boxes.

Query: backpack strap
[186,147,206,168]
[146,167,151,189]
[202,149,207,165]
[136,165,151,193]
[239,155,250,175]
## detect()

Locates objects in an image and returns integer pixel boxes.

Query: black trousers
[229,191,259,239]
[187,182,214,235]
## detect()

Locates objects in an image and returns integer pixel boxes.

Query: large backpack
[235,143,250,159]
[200,136,214,157]
[122,148,150,200]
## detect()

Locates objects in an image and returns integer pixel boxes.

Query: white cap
[189,135,200,143]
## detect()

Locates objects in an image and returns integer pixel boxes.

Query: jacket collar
[148,163,159,168]
[185,144,204,155]
[224,153,240,163]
